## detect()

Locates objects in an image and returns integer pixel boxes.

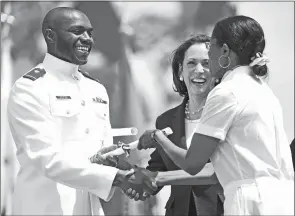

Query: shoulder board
[23,67,46,81]
[78,69,100,83]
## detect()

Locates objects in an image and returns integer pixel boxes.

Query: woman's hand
[137,129,161,150]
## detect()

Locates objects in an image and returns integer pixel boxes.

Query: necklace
[185,100,204,120]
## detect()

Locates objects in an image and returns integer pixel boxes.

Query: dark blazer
[290,138,295,171]
[147,98,224,216]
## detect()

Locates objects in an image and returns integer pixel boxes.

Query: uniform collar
[42,53,81,80]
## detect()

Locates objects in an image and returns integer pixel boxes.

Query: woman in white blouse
[138,15,294,215]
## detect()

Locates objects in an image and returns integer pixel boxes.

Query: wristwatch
[151,129,161,143]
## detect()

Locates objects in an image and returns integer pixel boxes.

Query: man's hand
[137,129,161,150]
[122,168,159,201]
[114,167,158,200]
[90,145,119,166]
[122,187,150,201]
[90,145,132,170]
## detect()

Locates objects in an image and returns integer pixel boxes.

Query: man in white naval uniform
[7,7,157,215]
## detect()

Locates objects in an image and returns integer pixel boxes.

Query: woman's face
[181,43,213,97]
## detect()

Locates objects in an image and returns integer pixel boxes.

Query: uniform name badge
[56,96,71,100]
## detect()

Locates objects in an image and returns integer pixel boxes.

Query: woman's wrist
[153,130,166,147]
[154,175,162,187]
[151,129,160,143]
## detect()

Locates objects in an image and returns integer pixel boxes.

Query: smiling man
[6,7,157,215]
[41,7,93,65]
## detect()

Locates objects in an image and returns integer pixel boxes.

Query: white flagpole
[1,3,14,97]
[1,2,17,215]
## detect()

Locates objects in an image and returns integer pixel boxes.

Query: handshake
[90,144,159,201]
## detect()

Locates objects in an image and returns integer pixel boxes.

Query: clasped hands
[120,166,159,201]
[90,133,161,201]
[122,129,165,201]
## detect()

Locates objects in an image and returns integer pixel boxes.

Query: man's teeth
[77,46,89,52]
[192,78,206,84]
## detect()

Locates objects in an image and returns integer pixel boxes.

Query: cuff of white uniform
[195,123,226,141]
[104,186,116,202]
[90,165,119,201]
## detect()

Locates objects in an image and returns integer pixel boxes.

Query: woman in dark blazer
[125,35,224,216]
[148,34,224,216]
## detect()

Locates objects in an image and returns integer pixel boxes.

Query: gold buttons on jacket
[66,110,70,115]
[81,100,85,106]
[85,128,90,134]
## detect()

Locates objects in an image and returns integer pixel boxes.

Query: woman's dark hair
[171,34,211,97]
[212,15,267,77]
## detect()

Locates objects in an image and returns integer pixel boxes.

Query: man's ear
[45,29,56,43]
[221,43,230,57]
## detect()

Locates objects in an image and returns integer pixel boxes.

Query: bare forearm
[154,131,196,173]
[156,163,217,186]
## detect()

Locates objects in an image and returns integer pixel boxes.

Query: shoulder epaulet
[78,68,100,83]
[23,67,46,81]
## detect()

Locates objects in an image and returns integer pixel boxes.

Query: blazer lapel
[171,97,188,150]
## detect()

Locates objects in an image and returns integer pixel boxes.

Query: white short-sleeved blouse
[194,66,294,188]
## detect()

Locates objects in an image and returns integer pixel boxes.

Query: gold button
[85,128,90,134]
[66,110,70,115]
[81,100,85,106]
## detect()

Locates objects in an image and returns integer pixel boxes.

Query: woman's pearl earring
[179,76,184,81]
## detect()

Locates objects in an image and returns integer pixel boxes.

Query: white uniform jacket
[7,53,119,215]
[195,66,294,215]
